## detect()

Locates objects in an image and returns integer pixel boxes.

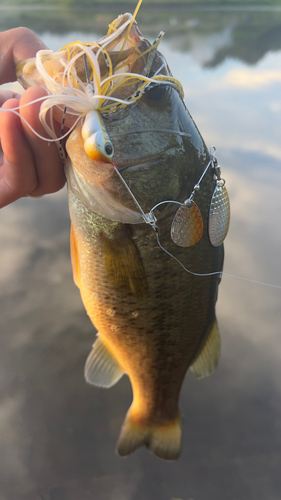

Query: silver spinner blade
[208,180,230,247]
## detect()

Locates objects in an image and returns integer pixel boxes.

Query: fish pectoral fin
[100,230,148,298]
[190,318,220,379]
[84,334,125,388]
[117,408,181,461]
[70,224,81,288]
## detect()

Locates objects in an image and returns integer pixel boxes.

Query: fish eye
[105,142,113,156]
[144,83,169,101]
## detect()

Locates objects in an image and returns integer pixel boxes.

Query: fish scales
[68,182,222,424]
[16,10,226,460]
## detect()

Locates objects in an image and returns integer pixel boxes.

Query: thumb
[0,27,48,84]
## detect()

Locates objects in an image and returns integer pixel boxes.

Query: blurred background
[1,1,281,499]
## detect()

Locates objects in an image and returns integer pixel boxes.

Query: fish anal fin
[70,224,81,288]
[117,408,181,461]
[190,318,220,379]
[84,334,124,388]
[100,229,148,298]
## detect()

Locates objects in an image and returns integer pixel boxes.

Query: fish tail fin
[117,407,181,461]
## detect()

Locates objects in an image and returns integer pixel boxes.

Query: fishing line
[112,160,223,275]
[152,215,281,290]
[155,231,281,289]
[111,162,281,291]
[155,230,222,278]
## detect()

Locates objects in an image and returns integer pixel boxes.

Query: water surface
[1,6,281,500]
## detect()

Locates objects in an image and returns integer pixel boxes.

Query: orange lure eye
[82,110,114,163]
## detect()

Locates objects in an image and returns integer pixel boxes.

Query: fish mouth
[112,146,180,171]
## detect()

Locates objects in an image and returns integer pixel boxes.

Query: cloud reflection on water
[224,67,281,88]
[1,14,281,500]
[167,48,281,161]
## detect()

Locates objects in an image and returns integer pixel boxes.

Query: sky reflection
[1,11,281,500]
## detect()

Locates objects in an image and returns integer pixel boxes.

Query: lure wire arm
[111,151,225,278]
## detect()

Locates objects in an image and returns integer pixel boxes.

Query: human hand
[0,28,66,208]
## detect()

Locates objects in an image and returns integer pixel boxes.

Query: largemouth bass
[17,9,229,460]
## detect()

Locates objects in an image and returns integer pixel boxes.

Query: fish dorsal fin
[84,334,125,388]
[100,230,148,298]
[190,318,220,379]
[70,224,81,288]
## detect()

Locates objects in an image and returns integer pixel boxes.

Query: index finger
[0,28,47,85]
